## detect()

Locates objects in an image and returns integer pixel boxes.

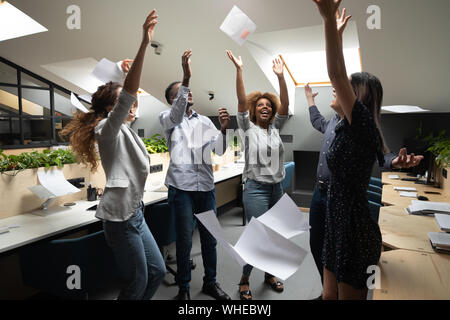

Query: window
[0,57,84,149]
[280,48,362,87]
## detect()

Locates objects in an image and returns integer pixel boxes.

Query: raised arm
[226,50,247,113]
[313,0,355,123]
[123,10,157,96]
[305,84,329,133]
[273,58,289,115]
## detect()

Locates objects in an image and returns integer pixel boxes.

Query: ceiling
[1,0,449,115]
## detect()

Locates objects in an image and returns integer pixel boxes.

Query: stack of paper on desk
[435,214,450,232]
[195,194,310,281]
[394,186,417,191]
[406,200,450,216]
[428,232,450,253]
[388,175,400,179]
[399,192,418,198]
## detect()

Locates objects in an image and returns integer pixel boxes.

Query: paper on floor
[220,5,256,46]
[195,194,310,280]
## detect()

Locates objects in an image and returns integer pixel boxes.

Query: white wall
[131,94,170,138]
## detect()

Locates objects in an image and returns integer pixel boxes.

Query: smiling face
[255,98,273,126]
[126,100,138,123]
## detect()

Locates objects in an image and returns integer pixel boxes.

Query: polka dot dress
[323,101,384,289]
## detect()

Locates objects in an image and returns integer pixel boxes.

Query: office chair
[145,201,195,286]
[368,184,383,194]
[367,190,382,205]
[370,177,383,188]
[368,200,382,224]
[20,230,119,299]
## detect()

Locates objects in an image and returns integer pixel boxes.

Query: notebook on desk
[428,232,450,253]
[407,200,450,216]
[435,214,450,232]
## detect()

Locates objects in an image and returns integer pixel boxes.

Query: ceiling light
[0,1,48,42]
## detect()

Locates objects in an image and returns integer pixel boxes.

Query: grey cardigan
[95,90,150,222]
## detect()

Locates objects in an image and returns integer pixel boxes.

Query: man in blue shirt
[305,84,423,299]
[160,50,231,300]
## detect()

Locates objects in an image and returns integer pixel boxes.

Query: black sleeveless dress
[323,100,384,289]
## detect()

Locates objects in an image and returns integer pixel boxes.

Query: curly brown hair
[246,91,281,125]
[60,82,122,171]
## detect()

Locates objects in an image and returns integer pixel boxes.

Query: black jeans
[309,185,327,284]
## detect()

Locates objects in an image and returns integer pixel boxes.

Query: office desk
[381,184,448,207]
[379,206,441,254]
[0,165,243,254]
[381,172,428,186]
[373,249,450,300]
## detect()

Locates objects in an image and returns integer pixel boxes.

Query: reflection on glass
[21,72,49,88]
[54,89,74,117]
[0,86,19,115]
[23,118,52,145]
[22,88,50,116]
[0,61,17,84]
[0,117,21,146]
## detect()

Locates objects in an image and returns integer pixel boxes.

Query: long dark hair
[60,82,122,171]
[350,72,389,153]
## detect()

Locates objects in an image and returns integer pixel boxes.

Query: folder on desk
[428,232,450,253]
[435,214,450,232]
[407,200,450,216]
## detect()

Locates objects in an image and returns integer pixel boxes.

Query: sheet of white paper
[257,193,310,239]
[394,187,417,191]
[435,214,450,232]
[388,175,400,179]
[195,211,246,266]
[37,169,80,198]
[220,5,257,46]
[382,106,430,113]
[70,93,89,113]
[91,58,125,84]
[399,191,417,198]
[78,94,92,104]
[0,227,10,235]
[28,185,55,199]
[234,218,308,281]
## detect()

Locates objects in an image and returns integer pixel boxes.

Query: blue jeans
[309,186,327,284]
[103,203,166,300]
[168,186,218,291]
[242,179,284,277]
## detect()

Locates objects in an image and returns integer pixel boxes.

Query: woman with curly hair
[60,10,166,300]
[226,50,289,300]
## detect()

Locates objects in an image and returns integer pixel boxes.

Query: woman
[312,0,387,299]
[61,10,166,300]
[226,50,289,300]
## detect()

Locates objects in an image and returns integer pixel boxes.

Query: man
[159,49,231,300]
[305,84,423,298]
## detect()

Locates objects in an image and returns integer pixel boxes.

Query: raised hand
[226,50,243,70]
[391,148,424,169]
[336,8,352,36]
[182,49,192,86]
[142,9,158,45]
[312,0,343,20]
[272,58,284,77]
[305,83,319,106]
[121,59,133,73]
[218,108,230,132]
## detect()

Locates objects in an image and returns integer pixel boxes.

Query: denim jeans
[103,203,166,300]
[242,179,284,277]
[309,186,327,284]
[168,186,218,291]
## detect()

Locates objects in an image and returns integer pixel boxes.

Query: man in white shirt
[159,49,231,300]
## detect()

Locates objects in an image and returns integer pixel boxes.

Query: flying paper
[91,58,126,84]
[220,5,257,46]
[70,93,89,113]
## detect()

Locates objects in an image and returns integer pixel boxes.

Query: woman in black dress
[313,0,388,299]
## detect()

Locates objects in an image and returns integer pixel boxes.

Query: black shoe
[175,289,191,300]
[202,282,231,300]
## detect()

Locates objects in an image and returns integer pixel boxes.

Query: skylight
[281,48,362,87]
[0,1,48,42]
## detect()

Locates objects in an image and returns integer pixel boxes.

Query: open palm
[226,50,243,69]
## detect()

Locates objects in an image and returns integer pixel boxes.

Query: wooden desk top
[381,172,428,186]
[373,249,450,300]
[0,165,243,254]
[379,206,441,254]
[381,184,448,207]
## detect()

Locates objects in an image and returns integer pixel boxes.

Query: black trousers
[309,185,327,284]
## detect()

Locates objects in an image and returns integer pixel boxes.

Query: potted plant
[142,134,169,173]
